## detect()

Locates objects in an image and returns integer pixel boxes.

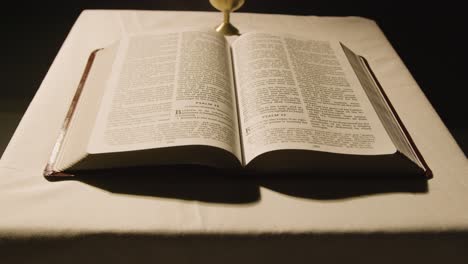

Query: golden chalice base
[215,21,240,36]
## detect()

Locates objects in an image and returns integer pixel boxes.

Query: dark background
[0,0,466,157]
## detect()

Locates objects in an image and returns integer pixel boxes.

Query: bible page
[88,30,241,161]
[231,32,396,164]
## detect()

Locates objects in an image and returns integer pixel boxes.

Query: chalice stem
[224,11,230,24]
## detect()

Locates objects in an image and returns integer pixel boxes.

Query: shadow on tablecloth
[48,165,428,204]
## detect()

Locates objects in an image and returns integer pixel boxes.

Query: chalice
[210,0,245,36]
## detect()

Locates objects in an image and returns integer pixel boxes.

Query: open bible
[44,30,431,177]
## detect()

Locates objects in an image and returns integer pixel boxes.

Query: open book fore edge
[43,49,103,178]
[359,56,432,178]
